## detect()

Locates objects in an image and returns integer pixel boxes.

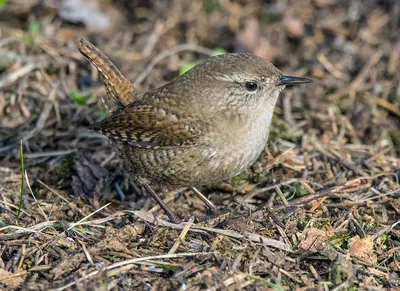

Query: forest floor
[0,0,399,290]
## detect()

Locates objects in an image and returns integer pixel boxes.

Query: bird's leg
[144,184,178,223]
[191,187,219,215]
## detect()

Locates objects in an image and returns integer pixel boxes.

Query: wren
[77,38,312,222]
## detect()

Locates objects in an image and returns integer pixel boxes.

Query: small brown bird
[77,38,312,222]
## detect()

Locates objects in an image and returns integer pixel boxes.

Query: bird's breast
[202,105,275,179]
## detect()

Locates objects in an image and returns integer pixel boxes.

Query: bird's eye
[245,81,258,91]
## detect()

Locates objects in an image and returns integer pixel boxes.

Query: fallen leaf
[71,151,114,198]
[348,235,377,264]
[299,228,334,251]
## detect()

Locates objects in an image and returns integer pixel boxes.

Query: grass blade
[17,139,25,219]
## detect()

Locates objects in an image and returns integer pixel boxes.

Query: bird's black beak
[278,75,313,86]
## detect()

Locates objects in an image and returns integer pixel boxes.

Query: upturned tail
[77,38,136,112]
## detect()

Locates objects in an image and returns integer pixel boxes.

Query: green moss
[380,232,388,246]
[283,183,309,200]
[202,0,220,14]
[54,156,74,176]
[312,218,333,228]
[231,172,249,188]
[328,231,352,250]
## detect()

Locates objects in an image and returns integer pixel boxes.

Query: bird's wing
[90,105,202,149]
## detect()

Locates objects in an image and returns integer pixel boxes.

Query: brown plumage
[77,38,312,222]
[77,38,135,111]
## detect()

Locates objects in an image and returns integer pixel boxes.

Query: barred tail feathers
[77,38,135,112]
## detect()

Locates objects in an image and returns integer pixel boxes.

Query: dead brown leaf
[299,227,335,251]
[348,235,377,264]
